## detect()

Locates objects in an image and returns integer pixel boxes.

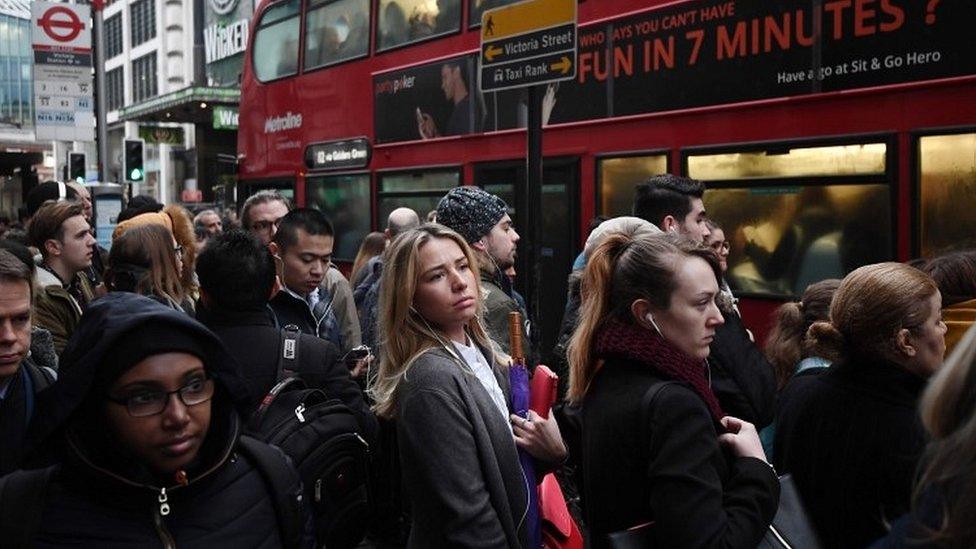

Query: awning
[118,86,240,124]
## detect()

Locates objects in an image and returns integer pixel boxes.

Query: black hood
[26,293,251,471]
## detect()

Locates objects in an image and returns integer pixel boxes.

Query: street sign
[479,0,577,93]
[31,2,95,142]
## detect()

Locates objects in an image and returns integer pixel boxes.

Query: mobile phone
[341,345,371,363]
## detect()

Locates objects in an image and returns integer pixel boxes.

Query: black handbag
[759,474,823,549]
[607,475,821,549]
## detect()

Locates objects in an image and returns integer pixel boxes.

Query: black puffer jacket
[8,293,312,548]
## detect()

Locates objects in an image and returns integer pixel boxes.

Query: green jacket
[33,267,94,356]
[480,270,532,362]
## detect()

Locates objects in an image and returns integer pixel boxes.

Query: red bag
[530,365,559,418]
[540,473,584,549]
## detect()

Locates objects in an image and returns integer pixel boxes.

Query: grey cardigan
[396,347,531,548]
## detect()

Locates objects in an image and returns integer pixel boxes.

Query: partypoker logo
[209,0,239,16]
[37,6,85,43]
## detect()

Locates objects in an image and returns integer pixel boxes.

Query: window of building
[688,140,893,297]
[253,0,301,82]
[918,132,976,257]
[597,153,669,217]
[376,0,460,52]
[377,169,459,226]
[468,0,523,28]
[305,0,370,70]
[130,0,157,47]
[106,67,124,111]
[305,173,372,261]
[105,13,123,58]
[132,52,157,102]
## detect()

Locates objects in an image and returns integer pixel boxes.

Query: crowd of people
[0,175,974,549]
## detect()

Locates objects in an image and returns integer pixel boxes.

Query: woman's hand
[718,416,768,462]
[511,410,567,464]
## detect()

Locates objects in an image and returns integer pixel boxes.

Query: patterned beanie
[435,186,508,244]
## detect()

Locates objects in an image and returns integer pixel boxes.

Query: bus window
[306,173,372,261]
[469,0,524,28]
[597,154,668,217]
[688,143,886,180]
[376,0,461,52]
[253,0,301,82]
[918,132,976,257]
[691,141,892,297]
[305,0,370,70]
[377,169,459,224]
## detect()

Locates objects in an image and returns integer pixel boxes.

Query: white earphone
[645,312,663,337]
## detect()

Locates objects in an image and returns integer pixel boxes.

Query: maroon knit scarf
[595,318,726,425]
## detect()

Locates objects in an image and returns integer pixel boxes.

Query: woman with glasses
[107,224,193,313]
[0,293,313,547]
[113,204,199,304]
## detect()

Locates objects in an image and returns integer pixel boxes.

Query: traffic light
[68,152,86,184]
[124,139,145,182]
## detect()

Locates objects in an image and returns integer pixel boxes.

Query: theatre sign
[203,0,253,87]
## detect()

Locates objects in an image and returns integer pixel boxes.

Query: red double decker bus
[238,0,976,352]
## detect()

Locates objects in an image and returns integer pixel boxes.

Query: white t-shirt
[453,338,512,432]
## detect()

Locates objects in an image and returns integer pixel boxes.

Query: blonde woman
[370,224,564,548]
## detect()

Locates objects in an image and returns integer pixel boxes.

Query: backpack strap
[0,466,56,547]
[277,326,302,381]
[640,380,675,448]
[238,436,305,549]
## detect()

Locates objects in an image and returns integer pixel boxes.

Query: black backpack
[246,327,373,549]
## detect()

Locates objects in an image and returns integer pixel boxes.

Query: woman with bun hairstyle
[567,231,779,548]
[774,263,947,549]
[370,224,565,549]
[871,324,976,548]
[106,224,191,312]
[764,279,842,390]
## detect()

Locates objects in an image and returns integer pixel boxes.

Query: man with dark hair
[0,250,56,474]
[633,174,711,244]
[243,191,362,353]
[268,209,344,348]
[195,230,376,443]
[28,201,96,355]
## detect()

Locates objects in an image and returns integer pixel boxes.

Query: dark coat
[0,359,55,475]
[269,286,342,348]
[774,357,928,549]
[10,293,311,548]
[396,347,531,549]
[195,304,378,447]
[580,359,780,549]
[708,310,777,428]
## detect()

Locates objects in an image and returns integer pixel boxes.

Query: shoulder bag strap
[237,436,304,549]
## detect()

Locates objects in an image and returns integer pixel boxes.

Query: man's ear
[661,216,679,233]
[384,229,393,241]
[44,239,62,258]
[268,241,280,256]
[269,275,282,300]
[895,328,916,358]
[471,239,487,252]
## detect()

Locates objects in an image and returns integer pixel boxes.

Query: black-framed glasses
[174,245,184,258]
[107,377,215,417]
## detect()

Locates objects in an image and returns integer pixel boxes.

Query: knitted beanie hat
[435,186,508,244]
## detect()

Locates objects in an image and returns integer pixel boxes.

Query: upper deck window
[253,0,301,82]
[305,0,370,70]
[376,0,461,52]
[597,154,669,217]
